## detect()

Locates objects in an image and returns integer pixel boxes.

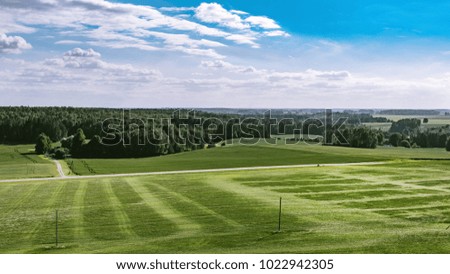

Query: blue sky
[1,0,450,108]
[124,0,450,38]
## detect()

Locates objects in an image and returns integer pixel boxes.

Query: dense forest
[0,107,437,158]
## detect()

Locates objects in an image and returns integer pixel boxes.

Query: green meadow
[65,142,448,175]
[0,145,58,180]
[0,160,449,253]
[0,143,449,253]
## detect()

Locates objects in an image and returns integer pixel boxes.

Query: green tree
[400,139,411,148]
[389,133,402,147]
[54,148,68,159]
[377,131,385,145]
[71,128,86,156]
[446,137,450,152]
[35,133,52,154]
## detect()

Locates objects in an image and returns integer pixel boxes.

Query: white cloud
[195,3,249,30]
[55,40,83,45]
[64,48,101,58]
[201,59,256,73]
[0,33,32,54]
[225,34,259,48]
[245,16,281,29]
[2,48,162,92]
[263,30,290,37]
[0,0,290,59]
[230,10,248,15]
[159,7,195,12]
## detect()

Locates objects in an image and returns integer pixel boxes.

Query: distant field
[0,161,448,254]
[374,114,450,127]
[362,122,392,131]
[65,143,386,175]
[1,143,449,179]
[0,145,58,180]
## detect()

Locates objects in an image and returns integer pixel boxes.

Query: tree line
[0,107,411,158]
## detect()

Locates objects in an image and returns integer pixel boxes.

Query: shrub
[389,133,402,147]
[400,140,411,148]
[54,148,68,159]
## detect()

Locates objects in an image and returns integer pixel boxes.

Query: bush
[400,140,411,148]
[446,137,450,152]
[389,133,402,147]
[35,133,52,154]
[54,148,68,159]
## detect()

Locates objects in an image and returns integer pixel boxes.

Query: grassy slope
[0,160,448,254]
[0,145,58,179]
[1,143,448,179]
[66,142,449,175]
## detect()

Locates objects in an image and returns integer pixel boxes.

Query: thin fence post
[56,209,59,248]
[278,197,282,232]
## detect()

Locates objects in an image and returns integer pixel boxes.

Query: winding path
[0,161,389,183]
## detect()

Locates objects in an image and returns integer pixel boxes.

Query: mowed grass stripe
[83,182,126,241]
[72,181,88,243]
[29,182,67,244]
[0,182,71,250]
[29,182,83,247]
[2,183,40,215]
[110,179,178,238]
[103,180,137,238]
[146,182,243,233]
[272,184,401,194]
[0,184,41,250]
[342,194,450,209]
[128,178,197,237]
[154,175,293,232]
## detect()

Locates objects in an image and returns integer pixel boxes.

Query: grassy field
[374,114,450,122]
[1,143,449,253]
[0,160,448,253]
[0,145,58,180]
[368,114,450,131]
[64,142,450,176]
[363,122,392,131]
[2,143,448,179]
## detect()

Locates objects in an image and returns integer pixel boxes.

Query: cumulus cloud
[0,47,161,92]
[201,59,257,74]
[195,3,249,30]
[64,48,101,58]
[43,48,160,78]
[0,0,290,58]
[245,16,281,29]
[0,33,32,53]
[263,30,290,37]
